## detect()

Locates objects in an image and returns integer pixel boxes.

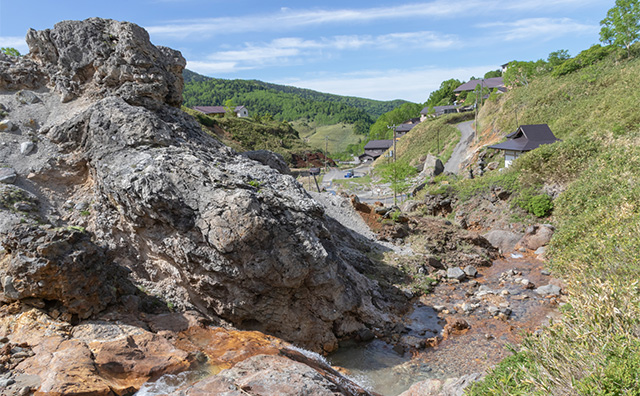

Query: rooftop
[489,124,560,152]
[453,77,504,92]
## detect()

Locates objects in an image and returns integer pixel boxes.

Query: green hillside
[437,44,640,395]
[183,69,407,121]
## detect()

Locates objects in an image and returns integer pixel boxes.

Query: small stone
[13,202,34,212]
[463,265,478,278]
[0,167,17,184]
[433,305,446,312]
[541,269,551,276]
[74,202,89,211]
[487,306,500,316]
[16,90,40,104]
[535,284,562,297]
[358,328,375,342]
[0,119,14,132]
[20,141,34,155]
[0,378,16,387]
[485,333,494,340]
[476,285,495,297]
[521,279,535,289]
[447,267,466,281]
[500,289,510,295]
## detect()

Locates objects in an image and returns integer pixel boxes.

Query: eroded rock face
[0,17,397,355]
[0,225,132,320]
[26,18,185,106]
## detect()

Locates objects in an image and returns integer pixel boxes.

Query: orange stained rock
[175,326,288,370]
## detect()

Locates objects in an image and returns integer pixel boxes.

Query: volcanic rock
[0,17,397,355]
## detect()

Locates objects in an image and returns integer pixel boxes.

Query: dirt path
[444,120,474,174]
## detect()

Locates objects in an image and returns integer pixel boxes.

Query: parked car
[344,171,353,178]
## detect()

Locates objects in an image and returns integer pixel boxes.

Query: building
[488,124,560,167]
[193,105,249,118]
[394,123,417,138]
[358,139,393,162]
[453,77,504,93]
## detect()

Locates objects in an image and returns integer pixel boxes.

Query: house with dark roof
[358,139,393,162]
[420,105,461,120]
[453,77,504,93]
[193,105,249,118]
[394,123,417,138]
[488,124,560,167]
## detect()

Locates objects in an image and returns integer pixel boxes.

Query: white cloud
[0,36,28,54]
[276,65,496,102]
[479,18,598,41]
[191,31,459,73]
[146,0,598,39]
[186,60,244,74]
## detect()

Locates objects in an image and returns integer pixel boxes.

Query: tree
[547,49,571,68]
[424,78,462,107]
[223,98,237,117]
[600,0,640,57]
[376,161,417,205]
[483,69,502,79]
[503,60,547,87]
[1,47,20,56]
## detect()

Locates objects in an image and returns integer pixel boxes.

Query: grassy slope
[371,112,472,169]
[182,107,312,164]
[465,49,640,395]
[291,120,365,154]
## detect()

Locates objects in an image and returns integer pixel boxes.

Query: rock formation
[0,17,403,394]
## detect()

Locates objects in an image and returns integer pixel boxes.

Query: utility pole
[387,124,397,206]
[474,98,478,142]
[324,136,328,171]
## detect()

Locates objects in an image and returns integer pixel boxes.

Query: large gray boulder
[420,154,444,179]
[0,18,397,354]
[484,230,523,253]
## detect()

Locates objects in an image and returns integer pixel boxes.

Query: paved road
[321,165,370,190]
[444,120,474,174]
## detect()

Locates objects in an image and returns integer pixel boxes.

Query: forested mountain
[182,69,408,130]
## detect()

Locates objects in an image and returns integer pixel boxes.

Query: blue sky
[0,0,612,102]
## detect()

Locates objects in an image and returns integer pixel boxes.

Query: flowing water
[329,255,560,395]
[136,256,559,396]
[329,305,445,395]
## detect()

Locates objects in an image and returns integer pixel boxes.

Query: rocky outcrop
[0,18,397,359]
[0,225,133,320]
[26,18,185,106]
[0,53,47,91]
[241,150,292,175]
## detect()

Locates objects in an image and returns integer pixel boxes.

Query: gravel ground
[309,191,413,256]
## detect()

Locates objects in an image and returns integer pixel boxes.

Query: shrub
[552,45,614,77]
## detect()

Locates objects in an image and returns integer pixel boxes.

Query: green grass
[392,112,473,168]
[466,46,640,395]
[292,120,364,154]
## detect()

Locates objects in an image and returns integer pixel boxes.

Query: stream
[136,255,560,396]
[328,254,560,395]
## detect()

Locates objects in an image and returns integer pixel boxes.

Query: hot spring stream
[136,256,559,396]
